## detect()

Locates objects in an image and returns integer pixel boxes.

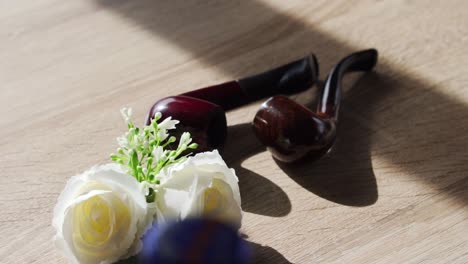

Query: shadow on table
[222,123,292,216]
[222,71,382,208]
[93,0,468,204]
[275,73,384,206]
[96,0,468,259]
[249,242,293,264]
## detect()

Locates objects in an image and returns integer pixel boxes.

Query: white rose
[155,150,242,228]
[52,164,155,264]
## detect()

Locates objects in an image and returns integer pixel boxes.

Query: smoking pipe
[146,55,319,152]
[252,49,378,163]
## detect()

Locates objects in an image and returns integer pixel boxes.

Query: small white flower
[155,150,242,229]
[120,107,133,123]
[152,112,162,122]
[53,164,155,264]
[152,146,165,161]
[178,132,192,149]
[157,129,169,142]
[117,136,129,148]
[158,116,179,130]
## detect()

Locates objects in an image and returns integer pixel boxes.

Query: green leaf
[112,108,198,186]
[146,188,156,203]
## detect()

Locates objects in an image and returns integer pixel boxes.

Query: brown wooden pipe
[253,49,378,163]
[180,55,319,111]
[146,55,319,152]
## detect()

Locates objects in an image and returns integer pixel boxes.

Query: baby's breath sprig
[110,108,198,184]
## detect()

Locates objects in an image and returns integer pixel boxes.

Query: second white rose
[155,150,242,228]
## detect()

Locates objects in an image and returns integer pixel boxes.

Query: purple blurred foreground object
[138,219,251,264]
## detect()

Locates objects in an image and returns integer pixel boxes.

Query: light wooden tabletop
[1,0,467,263]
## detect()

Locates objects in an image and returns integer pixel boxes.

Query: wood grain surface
[1,0,467,263]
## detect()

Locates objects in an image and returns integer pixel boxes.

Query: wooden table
[1,0,467,263]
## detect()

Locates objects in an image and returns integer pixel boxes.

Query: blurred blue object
[138,218,251,264]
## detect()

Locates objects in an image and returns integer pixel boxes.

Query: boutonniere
[52,108,242,264]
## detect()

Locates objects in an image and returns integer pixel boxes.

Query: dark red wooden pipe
[180,54,319,111]
[146,96,227,153]
[146,55,319,152]
[253,49,378,163]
